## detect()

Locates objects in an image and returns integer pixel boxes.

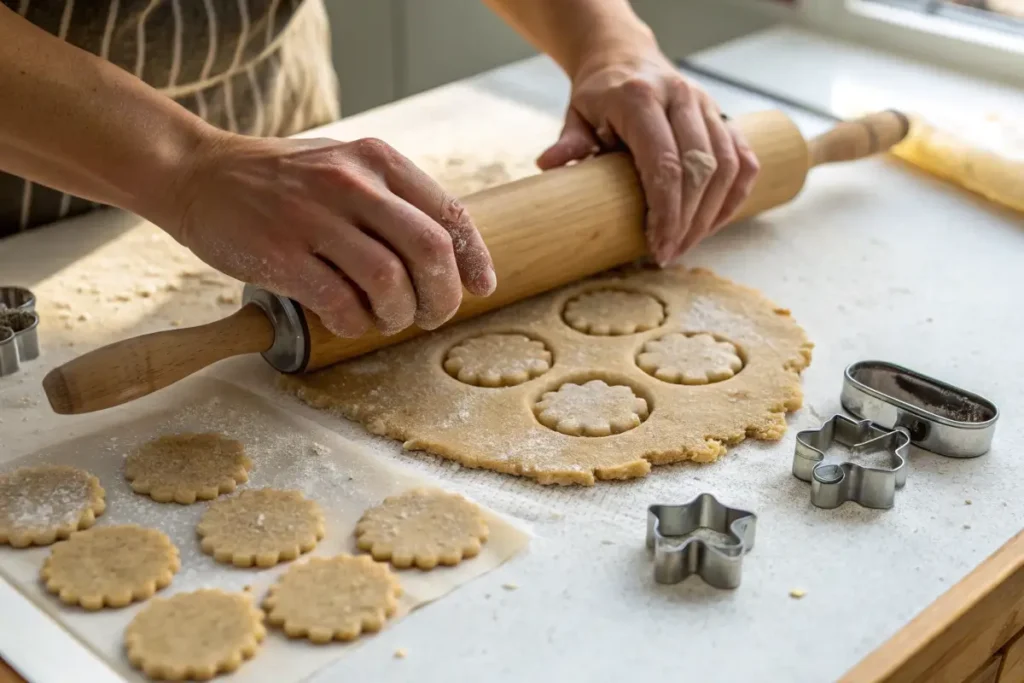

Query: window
[799,0,1024,86]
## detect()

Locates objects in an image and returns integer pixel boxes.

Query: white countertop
[2,26,1022,683]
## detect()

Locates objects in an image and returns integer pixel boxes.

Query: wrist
[567,20,658,83]
[126,113,229,242]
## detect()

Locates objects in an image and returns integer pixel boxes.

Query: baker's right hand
[160,133,497,338]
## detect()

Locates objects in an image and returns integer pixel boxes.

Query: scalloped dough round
[125,589,265,681]
[562,289,665,335]
[263,555,402,643]
[355,488,488,569]
[197,489,325,568]
[125,433,251,504]
[41,525,179,609]
[535,380,649,436]
[443,334,551,387]
[0,465,106,547]
[637,332,744,384]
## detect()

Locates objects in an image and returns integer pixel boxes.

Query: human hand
[163,133,497,338]
[538,43,760,266]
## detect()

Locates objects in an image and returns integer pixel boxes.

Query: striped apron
[0,0,340,237]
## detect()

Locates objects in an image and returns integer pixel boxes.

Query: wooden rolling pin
[44,109,909,415]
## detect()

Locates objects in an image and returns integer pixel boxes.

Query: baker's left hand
[538,43,760,266]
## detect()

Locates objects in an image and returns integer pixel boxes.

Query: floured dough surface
[355,488,488,569]
[0,465,106,547]
[562,289,665,335]
[443,334,551,387]
[637,332,744,385]
[125,589,265,681]
[535,380,649,436]
[125,433,251,504]
[283,267,813,485]
[41,525,179,609]
[197,489,325,568]
[263,555,402,643]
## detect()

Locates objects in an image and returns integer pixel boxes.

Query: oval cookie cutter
[794,361,999,509]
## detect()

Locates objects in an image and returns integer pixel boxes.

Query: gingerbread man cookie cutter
[794,361,999,510]
[646,493,756,589]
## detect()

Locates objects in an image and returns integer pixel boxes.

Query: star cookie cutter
[646,493,756,589]
[793,414,910,510]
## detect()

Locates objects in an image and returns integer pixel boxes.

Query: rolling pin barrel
[43,109,909,414]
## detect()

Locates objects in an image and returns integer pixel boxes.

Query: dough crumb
[217,293,239,305]
[394,648,407,659]
[964,499,972,505]
[77,312,91,322]
[789,589,807,599]
[501,583,519,591]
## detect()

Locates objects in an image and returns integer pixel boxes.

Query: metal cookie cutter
[794,414,910,509]
[793,361,999,510]
[646,493,756,589]
[0,286,40,377]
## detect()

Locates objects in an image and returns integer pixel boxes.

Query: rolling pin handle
[241,285,310,373]
[808,110,911,167]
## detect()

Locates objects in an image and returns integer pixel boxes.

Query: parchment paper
[0,378,529,682]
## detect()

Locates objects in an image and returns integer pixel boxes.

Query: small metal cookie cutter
[646,493,756,589]
[794,414,910,509]
[0,286,40,377]
[794,361,999,510]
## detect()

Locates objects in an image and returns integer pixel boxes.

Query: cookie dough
[41,525,179,610]
[263,555,402,643]
[125,589,266,681]
[125,433,251,504]
[0,465,106,547]
[443,334,551,387]
[637,332,744,385]
[355,488,488,569]
[283,267,813,485]
[562,289,665,335]
[535,380,649,436]
[197,489,325,568]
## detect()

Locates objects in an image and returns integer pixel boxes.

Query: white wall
[327,0,777,115]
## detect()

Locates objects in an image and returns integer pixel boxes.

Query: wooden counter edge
[841,528,1024,683]
[0,658,24,683]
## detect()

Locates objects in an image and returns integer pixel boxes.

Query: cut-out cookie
[125,589,265,681]
[41,525,180,610]
[637,332,744,385]
[563,289,664,335]
[263,555,402,643]
[443,334,551,387]
[125,433,251,504]
[197,489,325,568]
[355,488,488,569]
[535,380,649,436]
[283,266,813,485]
[0,465,106,547]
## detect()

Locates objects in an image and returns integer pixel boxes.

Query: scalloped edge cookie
[125,433,252,505]
[41,525,180,610]
[263,554,401,643]
[125,589,265,681]
[0,465,106,548]
[197,489,325,568]
[355,487,488,570]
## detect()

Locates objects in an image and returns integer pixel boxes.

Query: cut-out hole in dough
[637,332,744,385]
[443,333,552,387]
[534,379,650,437]
[562,289,665,336]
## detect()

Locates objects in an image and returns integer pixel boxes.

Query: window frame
[720,0,1024,87]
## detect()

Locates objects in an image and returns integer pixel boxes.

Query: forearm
[482,0,656,79]
[0,5,213,228]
